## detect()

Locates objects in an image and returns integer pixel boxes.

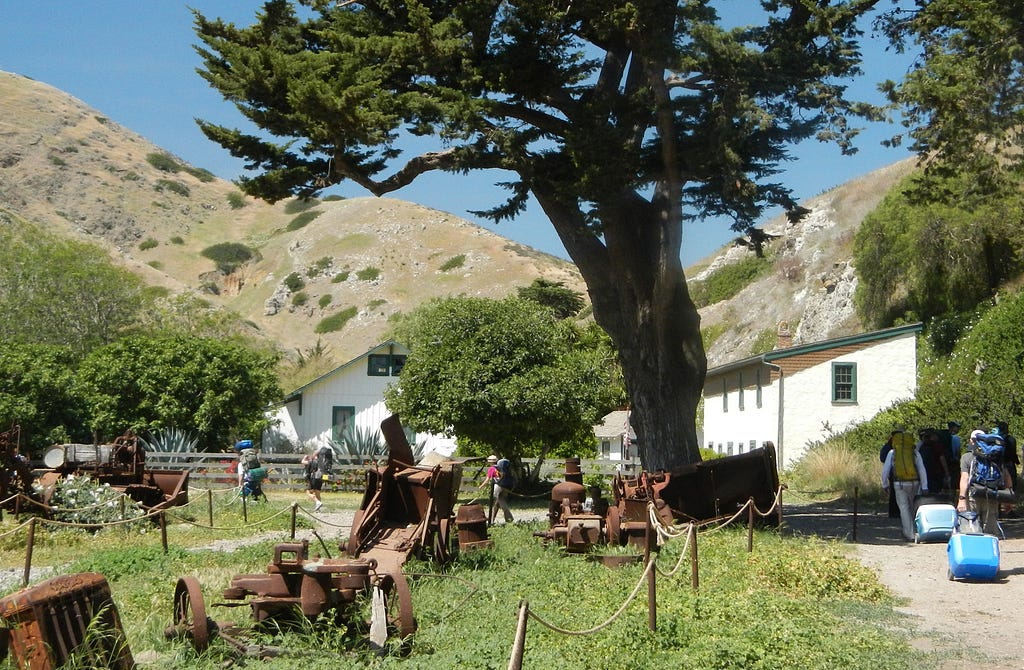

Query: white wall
[702,367,781,460]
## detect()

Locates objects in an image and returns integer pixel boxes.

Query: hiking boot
[314,501,323,512]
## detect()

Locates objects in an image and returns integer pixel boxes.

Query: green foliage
[306,256,332,278]
[226,191,246,209]
[317,294,332,309]
[200,242,257,274]
[146,152,182,172]
[184,166,216,182]
[154,179,191,197]
[139,237,158,251]
[291,291,308,306]
[366,298,386,311]
[314,307,357,334]
[355,267,380,281]
[169,235,185,245]
[0,215,148,356]
[74,333,281,448]
[517,278,585,319]
[49,155,66,166]
[286,210,322,231]
[787,442,879,500]
[689,256,773,308]
[750,327,778,356]
[385,296,623,459]
[283,197,319,214]
[283,272,305,292]
[331,271,350,283]
[140,427,199,463]
[0,343,87,450]
[438,254,466,272]
[853,172,1024,327]
[333,424,386,463]
[66,544,189,581]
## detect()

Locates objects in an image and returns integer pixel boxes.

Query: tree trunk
[535,189,706,471]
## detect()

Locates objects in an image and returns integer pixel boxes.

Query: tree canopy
[881,0,1024,200]
[384,296,623,463]
[194,1,882,469]
[75,333,281,450]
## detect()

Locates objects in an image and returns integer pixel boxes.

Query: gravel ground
[784,500,1024,669]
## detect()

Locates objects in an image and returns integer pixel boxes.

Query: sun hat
[970,429,985,441]
[487,455,498,463]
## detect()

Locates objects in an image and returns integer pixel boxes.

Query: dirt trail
[785,502,1024,669]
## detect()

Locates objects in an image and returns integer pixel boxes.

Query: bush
[170,236,185,245]
[43,475,147,530]
[292,291,309,306]
[689,256,772,308]
[315,306,358,333]
[332,271,350,283]
[307,256,332,277]
[139,238,158,251]
[184,166,216,182]
[227,191,246,209]
[154,179,190,197]
[286,210,322,231]
[439,254,466,272]
[283,272,306,292]
[284,197,320,214]
[146,152,182,173]
[200,242,257,274]
[318,294,333,309]
[356,267,380,281]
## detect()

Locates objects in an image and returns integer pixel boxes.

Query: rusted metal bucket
[0,572,135,670]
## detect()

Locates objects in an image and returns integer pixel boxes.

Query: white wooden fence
[142,452,642,494]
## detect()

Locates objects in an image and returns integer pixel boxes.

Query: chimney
[775,321,792,350]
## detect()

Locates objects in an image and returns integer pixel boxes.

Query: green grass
[0,493,922,670]
[315,306,358,333]
[689,255,773,308]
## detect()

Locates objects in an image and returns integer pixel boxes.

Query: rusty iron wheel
[173,576,211,651]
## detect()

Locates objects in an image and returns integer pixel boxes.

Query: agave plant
[334,425,387,465]
[139,427,200,465]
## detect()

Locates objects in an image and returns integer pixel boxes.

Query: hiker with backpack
[305,444,333,512]
[957,429,1013,535]
[235,439,268,501]
[881,425,929,541]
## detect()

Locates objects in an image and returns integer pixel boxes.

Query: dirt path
[785,502,1024,669]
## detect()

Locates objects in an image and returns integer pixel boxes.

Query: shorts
[308,477,324,492]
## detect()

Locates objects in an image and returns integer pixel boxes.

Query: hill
[1,69,925,379]
[0,71,586,366]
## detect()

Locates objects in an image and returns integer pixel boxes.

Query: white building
[701,323,922,468]
[263,340,457,457]
[593,409,636,461]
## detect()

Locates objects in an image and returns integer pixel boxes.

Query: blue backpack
[972,433,1005,489]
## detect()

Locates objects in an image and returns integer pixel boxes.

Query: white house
[263,341,457,456]
[593,409,636,461]
[701,322,922,468]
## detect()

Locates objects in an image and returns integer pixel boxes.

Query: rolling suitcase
[914,503,956,543]
[947,531,1000,581]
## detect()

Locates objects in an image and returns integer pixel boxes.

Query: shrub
[307,256,332,277]
[42,475,147,530]
[139,238,158,251]
[367,298,386,310]
[356,266,380,281]
[49,155,66,167]
[284,197,320,214]
[689,256,772,308]
[200,242,257,274]
[318,294,333,309]
[94,116,108,125]
[315,306,358,333]
[146,261,163,270]
[146,152,182,173]
[286,210,322,231]
[169,236,184,245]
[154,179,190,197]
[227,191,246,209]
[749,327,777,355]
[292,291,309,306]
[322,194,345,201]
[184,166,215,182]
[332,271,350,283]
[283,272,306,292]
[439,254,466,272]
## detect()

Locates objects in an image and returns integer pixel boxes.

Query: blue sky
[0,1,917,267]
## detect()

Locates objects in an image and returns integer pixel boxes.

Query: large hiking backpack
[891,432,918,481]
[315,447,334,477]
[972,433,1005,489]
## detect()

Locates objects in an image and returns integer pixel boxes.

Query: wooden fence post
[853,486,859,542]
[159,511,168,554]
[290,503,298,540]
[689,523,699,591]
[508,600,529,670]
[22,517,35,587]
[207,488,214,527]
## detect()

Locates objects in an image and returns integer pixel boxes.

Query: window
[726,441,734,456]
[738,372,745,411]
[749,440,757,452]
[756,369,763,408]
[832,362,857,402]
[331,406,355,442]
[368,353,407,376]
[601,440,611,458]
[722,378,728,412]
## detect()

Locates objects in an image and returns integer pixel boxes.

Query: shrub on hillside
[227,191,246,209]
[318,294,332,309]
[139,238,158,251]
[356,267,380,281]
[286,210,322,231]
[200,242,257,274]
[154,179,190,197]
[439,254,466,272]
[689,255,772,308]
[284,197,320,214]
[315,306,358,333]
[146,152,182,173]
[283,272,305,292]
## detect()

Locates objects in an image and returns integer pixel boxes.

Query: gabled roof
[594,410,636,440]
[281,340,407,402]
[705,322,923,378]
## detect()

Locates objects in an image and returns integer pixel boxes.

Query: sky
[0,1,918,267]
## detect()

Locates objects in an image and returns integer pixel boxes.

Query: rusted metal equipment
[166,540,414,657]
[533,459,611,552]
[455,504,493,551]
[39,430,189,510]
[0,572,135,670]
[0,425,38,512]
[607,471,675,550]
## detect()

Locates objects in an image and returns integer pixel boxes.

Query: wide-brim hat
[487,455,498,463]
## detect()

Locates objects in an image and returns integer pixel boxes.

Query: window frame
[831,362,858,403]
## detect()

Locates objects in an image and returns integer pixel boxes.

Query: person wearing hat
[957,428,1011,534]
[479,454,514,524]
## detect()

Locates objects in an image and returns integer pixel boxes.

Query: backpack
[891,432,918,481]
[971,434,1005,489]
[247,466,268,482]
[315,447,334,477]
[240,448,261,471]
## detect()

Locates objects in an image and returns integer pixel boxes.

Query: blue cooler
[947,532,1000,581]
[914,504,956,543]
